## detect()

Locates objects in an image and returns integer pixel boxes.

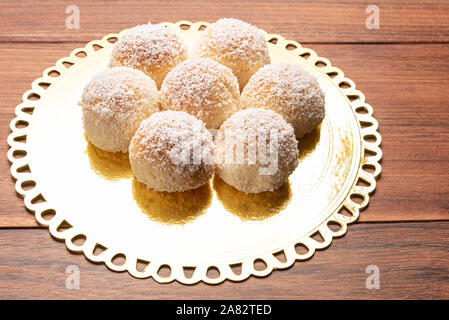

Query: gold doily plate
[7,21,382,284]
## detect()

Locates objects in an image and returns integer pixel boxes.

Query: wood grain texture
[0,0,448,43]
[0,1,448,300]
[0,43,80,227]
[0,222,448,299]
[314,44,449,222]
[1,42,448,227]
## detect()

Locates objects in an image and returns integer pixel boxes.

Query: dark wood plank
[0,43,80,227]
[313,44,449,222]
[0,222,447,299]
[0,0,448,43]
[1,42,449,226]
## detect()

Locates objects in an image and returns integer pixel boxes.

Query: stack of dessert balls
[81,18,325,194]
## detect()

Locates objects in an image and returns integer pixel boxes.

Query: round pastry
[110,23,188,88]
[81,66,160,153]
[160,57,241,130]
[192,18,270,90]
[241,63,325,138]
[215,108,298,193]
[129,111,214,192]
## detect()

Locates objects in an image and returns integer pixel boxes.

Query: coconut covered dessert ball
[160,57,241,130]
[192,18,270,89]
[81,67,160,153]
[241,63,325,138]
[129,111,214,192]
[215,108,298,194]
[110,23,188,88]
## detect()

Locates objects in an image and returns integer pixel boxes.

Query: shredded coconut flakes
[111,23,187,72]
[196,18,269,68]
[131,111,214,179]
[81,66,157,119]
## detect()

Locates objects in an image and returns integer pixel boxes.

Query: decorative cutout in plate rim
[7,21,382,284]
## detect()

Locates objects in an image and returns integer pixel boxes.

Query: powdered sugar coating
[81,66,160,152]
[192,18,270,89]
[129,111,214,192]
[215,108,298,193]
[110,24,188,88]
[160,57,241,129]
[241,63,325,138]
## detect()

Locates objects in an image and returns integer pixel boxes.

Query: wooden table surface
[1,0,448,299]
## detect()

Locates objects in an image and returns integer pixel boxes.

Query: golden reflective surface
[132,178,212,225]
[25,26,362,266]
[298,124,322,161]
[213,176,291,221]
[85,139,132,181]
